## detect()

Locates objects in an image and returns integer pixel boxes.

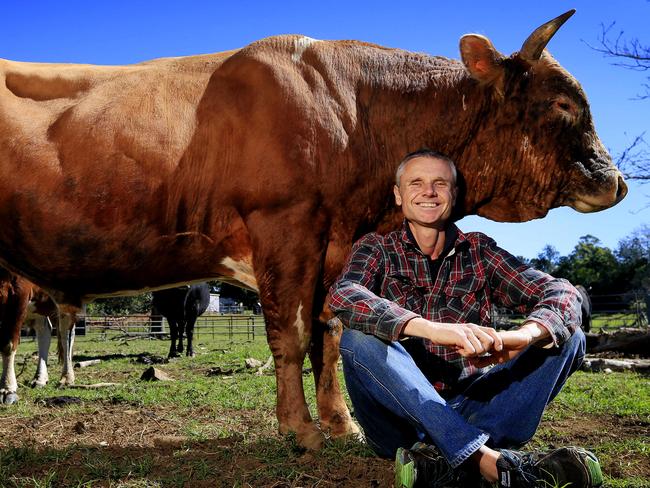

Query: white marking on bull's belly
[292,36,318,62]
[220,257,259,292]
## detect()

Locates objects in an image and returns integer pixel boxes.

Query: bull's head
[457,10,627,222]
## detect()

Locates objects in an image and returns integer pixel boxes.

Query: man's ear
[393,185,402,206]
[459,34,505,92]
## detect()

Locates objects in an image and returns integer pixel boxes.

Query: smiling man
[329,149,602,488]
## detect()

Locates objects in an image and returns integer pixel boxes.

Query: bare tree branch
[616,133,650,182]
[585,22,650,100]
[587,12,649,184]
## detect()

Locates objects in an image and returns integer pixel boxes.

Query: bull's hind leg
[246,205,327,449]
[30,316,52,388]
[0,338,19,404]
[0,279,30,403]
[57,309,76,386]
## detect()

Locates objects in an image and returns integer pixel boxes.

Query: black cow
[152,284,210,358]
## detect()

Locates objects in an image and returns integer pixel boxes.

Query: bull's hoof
[297,427,325,450]
[0,390,19,405]
[187,351,196,358]
[168,352,180,359]
[30,379,48,388]
[325,417,362,440]
[58,377,75,387]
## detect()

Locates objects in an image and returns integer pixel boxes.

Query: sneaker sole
[585,451,604,488]
[395,447,416,488]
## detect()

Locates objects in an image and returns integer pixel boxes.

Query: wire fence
[69,314,267,342]
[492,292,649,331]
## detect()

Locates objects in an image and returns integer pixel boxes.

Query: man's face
[393,156,458,229]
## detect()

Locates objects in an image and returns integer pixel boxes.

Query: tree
[616,224,650,291]
[591,8,650,182]
[554,235,619,294]
[86,293,153,316]
[529,245,560,274]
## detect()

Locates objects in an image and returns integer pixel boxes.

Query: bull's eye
[552,98,578,121]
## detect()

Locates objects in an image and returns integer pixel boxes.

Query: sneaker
[395,442,475,488]
[496,447,603,488]
[536,447,603,488]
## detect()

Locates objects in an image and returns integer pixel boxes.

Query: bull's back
[0,36,361,301]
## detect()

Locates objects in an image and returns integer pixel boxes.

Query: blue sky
[2,1,647,259]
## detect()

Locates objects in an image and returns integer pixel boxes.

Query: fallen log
[581,356,650,374]
[74,359,101,368]
[67,383,122,389]
[585,328,650,356]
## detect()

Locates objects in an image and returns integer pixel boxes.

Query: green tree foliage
[616,225,650,291]
[547,227,649,296]
[529,244,560,274]
[86,293,153,316]
[554,235,619,294]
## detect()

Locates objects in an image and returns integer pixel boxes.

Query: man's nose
[422,183,437,196]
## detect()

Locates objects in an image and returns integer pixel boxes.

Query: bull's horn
[520,9,576,61]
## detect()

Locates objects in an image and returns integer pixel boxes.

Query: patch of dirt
[0,403,393,487]
[1,404,648,486]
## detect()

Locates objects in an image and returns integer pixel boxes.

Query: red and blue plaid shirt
[329,221,582,391]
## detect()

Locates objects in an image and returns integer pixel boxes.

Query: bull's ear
[460,34,505,87]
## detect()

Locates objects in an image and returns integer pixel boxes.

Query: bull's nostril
[616,175,628,202]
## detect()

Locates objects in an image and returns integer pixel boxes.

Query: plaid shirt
[329,221,582,391]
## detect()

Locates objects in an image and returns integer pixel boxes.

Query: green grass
[1,333,648,487]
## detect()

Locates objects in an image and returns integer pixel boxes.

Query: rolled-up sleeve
[329,233,419,341]
[481,236,582,346]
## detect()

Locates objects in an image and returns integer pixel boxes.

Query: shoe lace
[513,452,542,486]
[414,451,457,487]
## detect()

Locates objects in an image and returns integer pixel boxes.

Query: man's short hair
[395,149,458,186]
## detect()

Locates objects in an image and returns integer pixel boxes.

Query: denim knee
[562,328,586,363]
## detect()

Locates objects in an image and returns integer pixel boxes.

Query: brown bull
[0,10,626,447]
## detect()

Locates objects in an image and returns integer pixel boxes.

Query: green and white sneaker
[496,446,603,488]
[395,442,472,488]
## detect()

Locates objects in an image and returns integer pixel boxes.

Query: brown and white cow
[0,269,75,404]
[0,11,626,446]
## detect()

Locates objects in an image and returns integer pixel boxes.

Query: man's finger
[483,327,503,351]
[473,327,496,351]
[457,335,477,357]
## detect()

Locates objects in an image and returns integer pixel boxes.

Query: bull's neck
[355,51,490,160]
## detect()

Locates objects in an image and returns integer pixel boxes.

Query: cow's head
[457,10,627,222]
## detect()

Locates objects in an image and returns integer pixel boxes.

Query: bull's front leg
[30,316,53,388]
[247,206,326,449]
[309,315,360,439]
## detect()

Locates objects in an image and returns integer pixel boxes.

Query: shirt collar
[401,219,468,258]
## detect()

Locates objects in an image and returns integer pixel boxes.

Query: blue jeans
[339,328,585,467]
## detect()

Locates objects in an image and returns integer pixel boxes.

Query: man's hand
[470,321,551,368]
[403,318,503,357]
